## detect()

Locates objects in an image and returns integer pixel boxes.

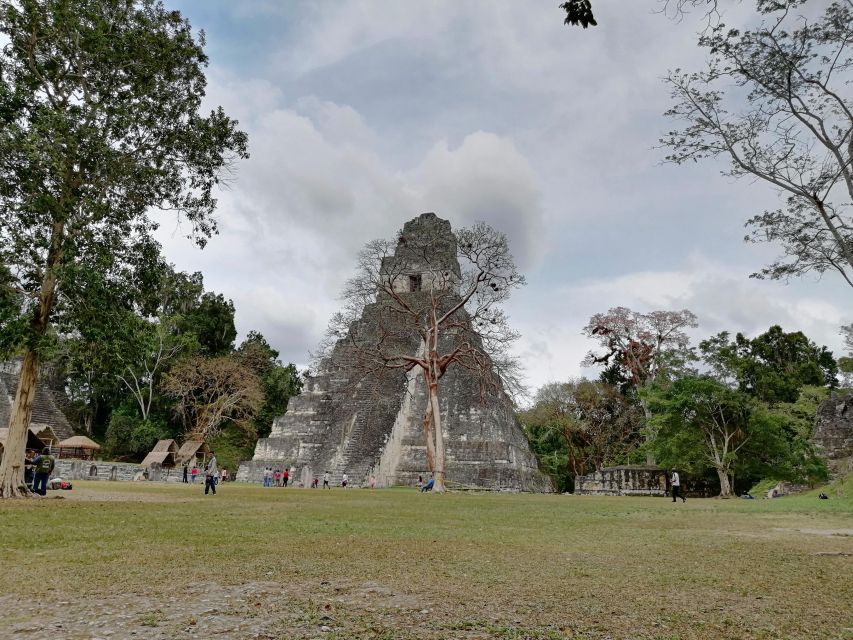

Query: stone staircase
[0,368,73,439]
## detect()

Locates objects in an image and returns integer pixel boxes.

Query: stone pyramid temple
[237,213,549,491]
[0,359,73,440]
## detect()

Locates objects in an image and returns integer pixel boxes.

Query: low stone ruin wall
[55,459,142,482]
[53,460,191,483]
[574,465,667,496]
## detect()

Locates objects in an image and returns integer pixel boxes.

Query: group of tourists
[262,465,296,487]
[23,447,56,496]
[181,460,228,486]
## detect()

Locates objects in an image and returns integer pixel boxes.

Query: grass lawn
[0,481,851,640]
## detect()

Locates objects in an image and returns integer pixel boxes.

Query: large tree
[646,376,776,496]
[582,307,698,418]
[661,0,853,290]
[160,354,264,441]
[237,331,303,438]
[325,218,524,493]
[520,379,643,488]
[0,0,248,497]
[699,325,838,403]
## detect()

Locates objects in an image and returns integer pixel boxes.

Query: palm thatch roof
[176,440,209,463]
[58,435,101,449]
[0,427,46,454]
[141,451,176,468]
[30,424,59,445]
[152,439,179,454]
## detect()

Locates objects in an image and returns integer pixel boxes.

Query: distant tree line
[2,255,301,464]
[521,308,842,496]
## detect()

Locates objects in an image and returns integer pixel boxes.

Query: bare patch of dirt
[773,527,853,537]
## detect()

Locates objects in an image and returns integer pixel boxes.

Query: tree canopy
[0,0,248,497]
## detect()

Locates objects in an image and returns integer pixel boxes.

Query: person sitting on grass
[421,477,434,493]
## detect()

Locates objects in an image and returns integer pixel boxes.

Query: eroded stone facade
[813,392,853,476]
[238,213,549,491]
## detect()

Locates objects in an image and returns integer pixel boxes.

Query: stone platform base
[574,465,667,496]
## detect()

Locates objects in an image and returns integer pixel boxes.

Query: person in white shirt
[341,472,348,488]
[670,468,686,503]
[204,453,218,496]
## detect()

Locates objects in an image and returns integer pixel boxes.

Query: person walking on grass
[323,471,330,489]
[31,447,55,496]
[182,464,188,483]
[191,465,198,484]
[204,452,218,495]
[671,467,686,503]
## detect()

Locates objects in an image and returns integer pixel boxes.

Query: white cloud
[158,0,851,391]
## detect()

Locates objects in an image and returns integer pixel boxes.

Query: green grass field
[1,481,851,640]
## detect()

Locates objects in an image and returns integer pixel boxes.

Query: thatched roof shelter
[57,435,101,460]
[141,450,176,468]
[177,440,209,464]
[152,439,179,454]
[30,424,59,446]
[0,428,46,461]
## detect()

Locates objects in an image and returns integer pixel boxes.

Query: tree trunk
[421,391,436,473]
[0,221,63,498]
[0,351,40,497]
[715,466,733,498]
[428,378,447,493]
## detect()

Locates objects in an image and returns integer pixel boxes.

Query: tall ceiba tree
[582,307,698,419]
[0,0,248,497]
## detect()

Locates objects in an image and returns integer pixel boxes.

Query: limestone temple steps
[0,370,73,439]
[238,213,551,491]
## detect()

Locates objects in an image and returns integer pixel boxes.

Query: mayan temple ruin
[238,213,550,491]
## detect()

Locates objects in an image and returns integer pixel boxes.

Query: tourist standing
[671,468,686,503]
[417,475,423,490]
[283,468,289,487]
[323,471,330,489]
[274,468,281,487]
[289,466,296,486]
[221,468,228,483]
[182,464,188,483]
[368,474,376,489]
[341,472,348,489]
[205,452,218,495]
[191,465,198,484]
[23,449,36,489]
[32,447,55,496]
[312,475,318,488]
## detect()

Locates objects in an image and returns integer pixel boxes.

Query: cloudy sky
[158,0,849,394]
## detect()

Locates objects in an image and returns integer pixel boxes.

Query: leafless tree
[322,217,524,492]
[161,355,263,441]
[117,317,190,422]
[582,307,698,419]
[661,1,853,290]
